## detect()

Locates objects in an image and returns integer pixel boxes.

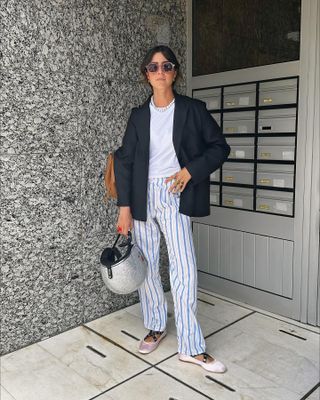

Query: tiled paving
[1,290,319,400]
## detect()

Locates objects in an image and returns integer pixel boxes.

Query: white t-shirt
[148,98,181,179]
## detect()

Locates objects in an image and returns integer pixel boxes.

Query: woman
[114,45,230,373]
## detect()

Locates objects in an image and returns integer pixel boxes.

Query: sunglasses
[145,61,176,73]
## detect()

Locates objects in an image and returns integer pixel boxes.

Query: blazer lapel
[138,96,151,159]
[173,93,188,158]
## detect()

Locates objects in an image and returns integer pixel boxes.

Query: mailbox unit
[222,162,254,185]
[256,189,294,216]
[193,76,298,217]
[222,187,254,210]
[223,110,256,134]
[209,185,220,205]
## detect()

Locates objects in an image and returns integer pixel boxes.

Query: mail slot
[257,137,295,161]
[223,84,256,109]
[257,164,294,188]
[222,187,254,210]
[259,78,298,106]
[210,168,220,182]
[256,189,293,216]
[258,108,296,134]
[223,111,255,134]
[193,88,221,110]
[223,163,254,185]
[210,185,220,205]
[211,112,221,126]
[227,137,255,159]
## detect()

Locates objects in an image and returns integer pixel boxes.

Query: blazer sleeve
[185,102,230,185]
[114,109,137,207]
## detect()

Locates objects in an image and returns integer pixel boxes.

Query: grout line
[278,329,307,341]
[205,375,236,391]
[87,366,154,400]
[120,330,140,341]
[0,386,17,400]
[197,298,215,306]
[154,352,178,366]
[154,366,215,400]
[82,324,153,367]
[204,312,255,339]
[198,289,320,335]
[86,345,106,358]
[299,382,320,400]
[198,289,256,312]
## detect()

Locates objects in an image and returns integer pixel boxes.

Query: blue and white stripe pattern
[133,177,206,355]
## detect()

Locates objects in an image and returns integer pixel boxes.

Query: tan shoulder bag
[104,153,117,200]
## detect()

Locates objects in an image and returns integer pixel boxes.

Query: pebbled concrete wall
[0,0,186,355]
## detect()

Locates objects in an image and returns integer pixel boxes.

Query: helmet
[100,231,148,294]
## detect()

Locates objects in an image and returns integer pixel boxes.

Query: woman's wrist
[119,206,131,214]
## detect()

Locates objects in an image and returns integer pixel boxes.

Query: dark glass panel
[192,0,301,76]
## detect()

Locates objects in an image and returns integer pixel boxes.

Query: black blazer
[114,92,230,221]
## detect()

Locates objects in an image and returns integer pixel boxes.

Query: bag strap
[112,234,121,248]
[112,231,132,248]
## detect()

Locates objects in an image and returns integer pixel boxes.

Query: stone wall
[0,0,186,355]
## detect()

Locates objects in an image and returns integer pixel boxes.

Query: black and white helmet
[100,232,148,294]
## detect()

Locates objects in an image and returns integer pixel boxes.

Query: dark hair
[140,45,181,86]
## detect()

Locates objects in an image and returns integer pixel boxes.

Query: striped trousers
[132,177,206,355]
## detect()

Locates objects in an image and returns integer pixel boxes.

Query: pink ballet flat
[179,352,227,373]
[138,330,167,354]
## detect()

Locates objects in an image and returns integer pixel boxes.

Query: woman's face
[145,52,177,91]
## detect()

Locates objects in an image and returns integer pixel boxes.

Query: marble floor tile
[0,343,99,400]
[197,291,252,323]
[196,291,253,335]
[158,312,319,400]
[85,309,179,364]
[227,312,320,365]
[37,325,149,392]
[122,300,144,319]
[0,386,16,400]
[94,368,210,400]
[2,289,318,400]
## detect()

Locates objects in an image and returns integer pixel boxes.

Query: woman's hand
[116,206,133,236]
[165,167,192,193]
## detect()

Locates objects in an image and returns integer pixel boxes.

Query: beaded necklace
[150,96,175,112]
